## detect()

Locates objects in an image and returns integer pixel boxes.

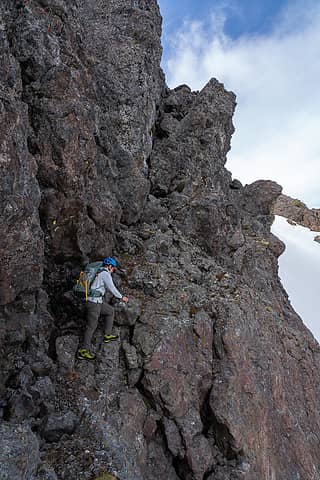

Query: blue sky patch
[159,0,290,61]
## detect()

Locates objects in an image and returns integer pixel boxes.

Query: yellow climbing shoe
[77,348,96,360]
[104,334,119,343]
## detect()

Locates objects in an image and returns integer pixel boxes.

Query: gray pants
[83,301,114,350]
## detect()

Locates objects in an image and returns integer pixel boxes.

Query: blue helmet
[103,257,117,268]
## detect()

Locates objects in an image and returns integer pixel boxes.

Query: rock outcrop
[274,194,320,231]
[1,1,320,480]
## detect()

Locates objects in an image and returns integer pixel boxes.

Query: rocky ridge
[274,194,320,232]
[1,1,320,480]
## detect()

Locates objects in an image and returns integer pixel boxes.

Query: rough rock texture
[1,1,320,480]
[0,423,40,479]
[274,194,320,231]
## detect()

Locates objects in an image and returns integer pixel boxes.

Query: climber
[77,257,129,361]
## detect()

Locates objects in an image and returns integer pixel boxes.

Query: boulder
[0,423,40,479]
[42,411,79,442]
[8,391,37,421]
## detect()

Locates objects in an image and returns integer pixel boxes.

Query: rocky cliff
[1,1,320,480]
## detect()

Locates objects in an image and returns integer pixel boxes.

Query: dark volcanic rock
[114,297,141,326]
[0,423,40,479]
[42,411,78,442]
[1,1,320,480]
[55,334,79,372]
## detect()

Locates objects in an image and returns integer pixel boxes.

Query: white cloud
[272,216,320,342]
[163,1,320,207]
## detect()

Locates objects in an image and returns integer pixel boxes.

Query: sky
[272,216,320,342]
[159,0,286,43]
[158,0,320,208]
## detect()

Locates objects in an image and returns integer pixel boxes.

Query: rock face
[274,194,320,231]
[1,1,320,480]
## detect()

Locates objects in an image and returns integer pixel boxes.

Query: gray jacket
[88,269,122,304]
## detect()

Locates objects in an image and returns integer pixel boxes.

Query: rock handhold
[31,354,54,377]
[229,179,242,190]
[163,417,184,457]
[8,390,37,421]
[122,342,139,369]
[55,335,79,372]
[114,298,141,326]
[42,411,79,442]
[36,465,58,480]
[227,228,245,250]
